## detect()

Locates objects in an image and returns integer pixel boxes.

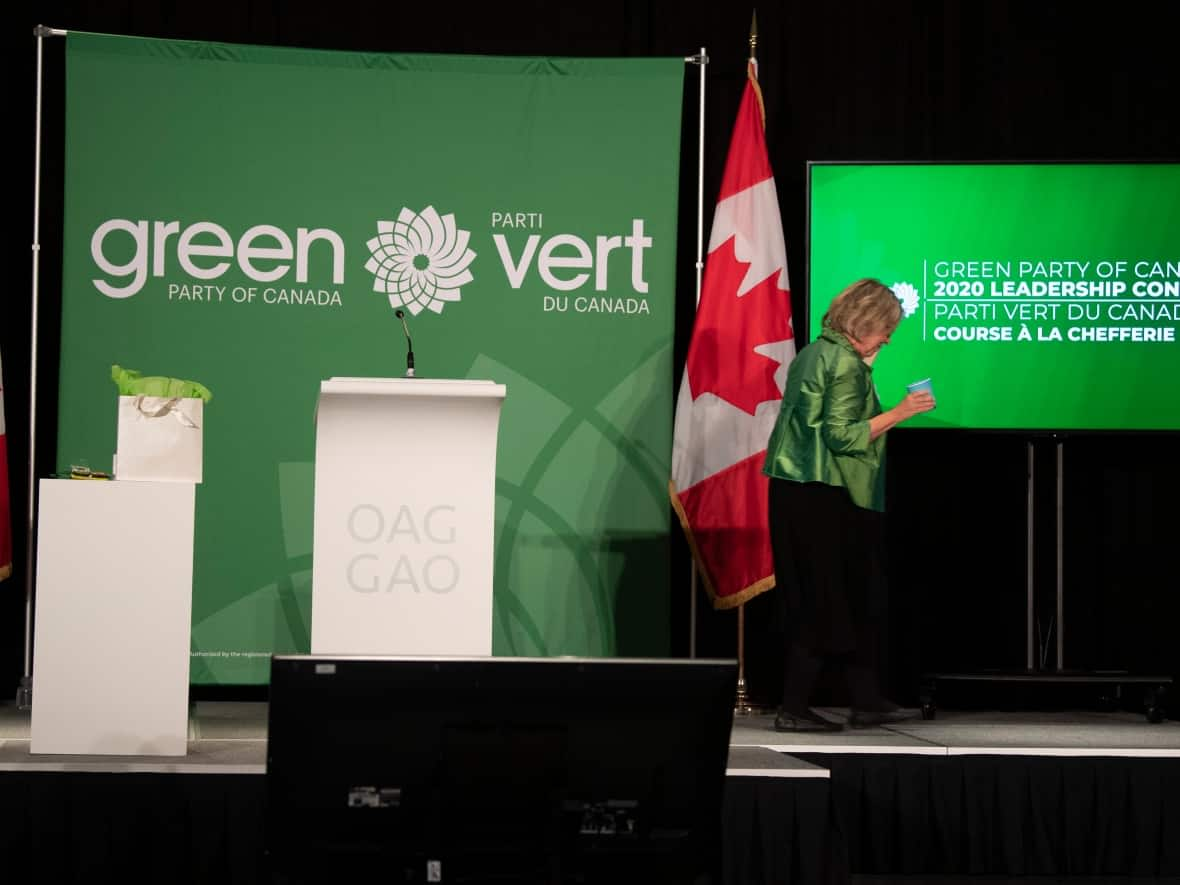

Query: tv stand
[919,670,1171,723]
[920,439,1173,723]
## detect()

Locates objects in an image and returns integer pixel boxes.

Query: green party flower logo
[365,206,477,315]
[892,281,920,318]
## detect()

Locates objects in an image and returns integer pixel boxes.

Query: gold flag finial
[749,10,758,60]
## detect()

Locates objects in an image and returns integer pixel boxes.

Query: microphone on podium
[394,309,415,378]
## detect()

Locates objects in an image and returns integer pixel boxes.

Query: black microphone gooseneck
[394,309,415,378]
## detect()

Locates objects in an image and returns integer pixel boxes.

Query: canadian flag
[1,347,11,582]
[670,60,794,608]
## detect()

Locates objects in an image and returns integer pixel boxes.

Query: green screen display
[808,163,1180,431]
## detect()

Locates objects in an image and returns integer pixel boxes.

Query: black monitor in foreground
[265,655,738,885]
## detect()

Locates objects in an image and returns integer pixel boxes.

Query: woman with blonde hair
[763,278,935,732]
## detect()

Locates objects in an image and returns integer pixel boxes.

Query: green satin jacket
[762,326,887,512]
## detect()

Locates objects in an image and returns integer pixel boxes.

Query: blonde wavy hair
[822,278,902,341]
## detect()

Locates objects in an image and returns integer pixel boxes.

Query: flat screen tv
[807,162,1180,431]
[265,655,738,885]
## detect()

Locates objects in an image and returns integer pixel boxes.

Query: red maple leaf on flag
[684,235,792,416]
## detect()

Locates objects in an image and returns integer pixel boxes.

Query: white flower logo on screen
[364,206,476,315]
[892,281,920,318]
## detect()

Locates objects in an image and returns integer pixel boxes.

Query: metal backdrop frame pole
[684,46,708,659]
[18,25,68,709]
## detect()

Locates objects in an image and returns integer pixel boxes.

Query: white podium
[30,479,195,756]
[311,378,506,655]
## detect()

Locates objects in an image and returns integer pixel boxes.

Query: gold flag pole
[733,10,760,718]
[734,605,754,715]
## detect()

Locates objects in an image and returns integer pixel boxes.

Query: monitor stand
[921,438,1172,723]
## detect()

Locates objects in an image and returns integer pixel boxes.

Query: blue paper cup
[906,378,935,405]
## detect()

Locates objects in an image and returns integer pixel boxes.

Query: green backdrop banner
[58,33,684,683]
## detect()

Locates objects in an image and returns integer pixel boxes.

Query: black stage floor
[1,703,1178,884]
[4,703,1177,772]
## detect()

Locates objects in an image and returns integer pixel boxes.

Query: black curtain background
[3,1,1179,708]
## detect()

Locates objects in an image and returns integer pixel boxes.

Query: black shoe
[774,708,844,733]
[847,706,921,728]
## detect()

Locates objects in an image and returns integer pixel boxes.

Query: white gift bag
[114,395,204,483]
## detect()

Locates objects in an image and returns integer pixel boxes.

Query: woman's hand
[893,390,936,420]
[868,391,936,439]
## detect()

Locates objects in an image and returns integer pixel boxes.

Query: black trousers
[768,478,888,711]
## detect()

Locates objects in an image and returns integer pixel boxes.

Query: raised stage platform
[1,702,1178,884]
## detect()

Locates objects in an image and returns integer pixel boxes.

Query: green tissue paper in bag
[111,365,213,402]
